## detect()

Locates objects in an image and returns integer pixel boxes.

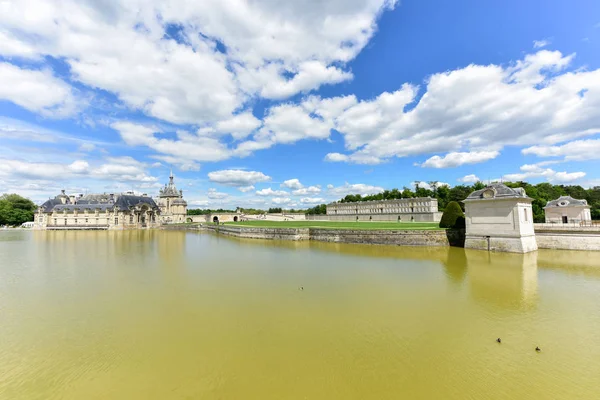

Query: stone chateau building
[34,172,187,230]
[464,183,537,253]
[544,196,591,224]
[325,197,442,222]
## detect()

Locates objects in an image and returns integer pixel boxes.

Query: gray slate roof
[40,193,159,213]
[544,196,589,208]
[465,183,529,201]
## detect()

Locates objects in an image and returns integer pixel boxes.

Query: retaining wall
[534,225,600,251]
[206,225,464,247]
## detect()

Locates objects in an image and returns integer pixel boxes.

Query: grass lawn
[223,220,443,230]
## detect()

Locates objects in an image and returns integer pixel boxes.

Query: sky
[1,0,599,209]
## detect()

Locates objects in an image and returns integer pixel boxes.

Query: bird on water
[535,346,541,352]
[300,286,304,291]
[496,338,501,343]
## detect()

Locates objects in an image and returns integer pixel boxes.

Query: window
[54,218,57,225]
[74,219,77,224]
[524,209,528,222]
[85,218,88,223]
[130,215,134,223]
[64,219,67,225]
[115,218,118,225]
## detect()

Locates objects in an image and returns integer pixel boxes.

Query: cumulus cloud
[208,169,271,187]
[458,174,480,184]
[300,197,326,204]
[271,197,291,204]
[419,151,500,168]
[238,185,255,193]
[207,188,229,199]
[256,187,289,196]
[292,186,322,195]
[0,157,156,184]
[281,179,304,190]
[0,63,79,117]
[112,122,231,167]
[311,50,600,164]
[326,182,384,197]
[0,0,397,124]
[503,164,586,183]
[522,138,600,161]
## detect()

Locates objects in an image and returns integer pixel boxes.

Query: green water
[1,230,599,399]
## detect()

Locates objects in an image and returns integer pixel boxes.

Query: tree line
[305,181,600,222]
[0,194,37,226]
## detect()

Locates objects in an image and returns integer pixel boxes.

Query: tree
[0,193,36,226]
[439,201,465,229]
[306,204,327,215]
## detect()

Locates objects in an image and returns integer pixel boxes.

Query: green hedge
[439,201,465,229]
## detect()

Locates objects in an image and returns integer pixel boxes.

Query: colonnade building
[325,198,442,222]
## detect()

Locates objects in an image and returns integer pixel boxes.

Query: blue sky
[1,0,599,208]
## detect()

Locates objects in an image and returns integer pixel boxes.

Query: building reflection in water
[466,250,538,310]
[442,248,468,285]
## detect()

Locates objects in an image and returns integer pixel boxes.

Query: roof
[78,193,112,204]
[544,196,589,208]
[464,183,530,201]
[40,193,159,213]
[39,198,63,212]
[171,198,187,205]
[114,195,159,210]
[53,204,114,212]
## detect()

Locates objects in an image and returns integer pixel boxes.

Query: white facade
[156,171,188,224]
[464,183,537,253]
[325,198,442,222]
[544,196,591,224]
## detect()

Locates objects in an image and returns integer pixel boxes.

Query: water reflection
[466,250,538,310]
[442,248,468,284]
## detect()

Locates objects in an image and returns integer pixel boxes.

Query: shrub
[439,201,465,229]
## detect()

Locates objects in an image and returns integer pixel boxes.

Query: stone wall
[205,225,464,247]
[309,228,458,246]
[534,224,600,251]
[206,225,309,241]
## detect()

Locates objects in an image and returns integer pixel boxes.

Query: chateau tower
[157,170,187,224]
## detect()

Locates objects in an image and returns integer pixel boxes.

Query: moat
[1,230,600,399]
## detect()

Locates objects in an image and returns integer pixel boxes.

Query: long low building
[325,198,442,222]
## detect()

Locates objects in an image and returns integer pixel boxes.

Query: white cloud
[112,122,231,167]
[292,186,322,195]
[327,182,384,197]
[189,200,209,207]
[207,188,229,199]
[281,179,304,190]
[208,169,271,187]
[214,112,262,140]
[256,187,289,196]
[300,197,326,204]
[522,138,600,161]
[503,164,586,183]
[458,174,480,184]
[238,185,255,193]
[78,143,96,152]
[419,151,500,168]
[0,156,156,184]
[0,0,398,124]
[312,50,600,164]
[533,39,551,49]
[0,62,79,117]
[271,197,291,204]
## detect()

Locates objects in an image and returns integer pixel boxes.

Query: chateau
[325,198,442,222]
[34,172,187,230]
